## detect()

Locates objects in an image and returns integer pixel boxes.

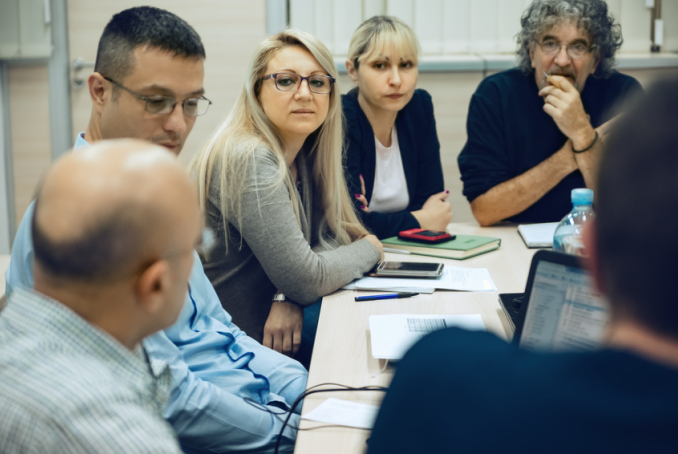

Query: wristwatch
[273,292,302,307]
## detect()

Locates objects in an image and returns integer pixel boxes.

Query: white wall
[0,69,12,254]
[290,0,678,56]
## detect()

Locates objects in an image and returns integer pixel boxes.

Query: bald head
[32,139,200,284]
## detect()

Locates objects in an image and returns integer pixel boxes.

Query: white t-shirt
[369,127,409,213]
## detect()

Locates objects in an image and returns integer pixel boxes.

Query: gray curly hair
[516,0,623,79]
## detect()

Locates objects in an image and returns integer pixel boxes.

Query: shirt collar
[74,132,89,149]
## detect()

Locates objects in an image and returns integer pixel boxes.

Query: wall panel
[333,0,362,55]
[619,0,652,51]
[415,0,443,54]
[9,65,51,226]
[290,0,315,34]
[0,65,12,252]
[386,0,414,27]
[660,0,678,51]
[363,0,383,19]
[442,0,471,53]
[289,0,677,56]
[470,0,499,53]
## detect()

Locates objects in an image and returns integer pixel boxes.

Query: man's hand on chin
[539,75,596,150]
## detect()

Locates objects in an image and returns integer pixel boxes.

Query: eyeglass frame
[261,73,336,94]
[165,227,216,260]
[102,76,212,116]
[535,39,596,59]
[132,227,216,279]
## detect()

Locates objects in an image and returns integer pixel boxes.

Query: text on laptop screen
[520,261,609,352]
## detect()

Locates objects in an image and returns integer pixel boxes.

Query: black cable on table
[243,382,388,454]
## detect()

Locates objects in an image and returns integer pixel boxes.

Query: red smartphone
[397,228,456,244]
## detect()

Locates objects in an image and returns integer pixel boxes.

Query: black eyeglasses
[261,73,335,94]
[103,76,212,116]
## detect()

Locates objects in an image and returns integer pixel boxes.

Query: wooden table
[1,254,11,307]
[294,223,537,454]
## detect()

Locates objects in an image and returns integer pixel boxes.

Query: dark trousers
[296,299,322,369]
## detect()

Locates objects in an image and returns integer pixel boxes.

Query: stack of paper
[517,222,559,248]
[344,265,497,293]
[369,314,486,360]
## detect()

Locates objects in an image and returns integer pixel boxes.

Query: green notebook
[382,234,501,260]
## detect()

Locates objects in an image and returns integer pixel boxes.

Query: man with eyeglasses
[458,0,642,226]
[5,6,307,454]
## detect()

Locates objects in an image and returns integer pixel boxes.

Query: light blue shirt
[5,133,307,453]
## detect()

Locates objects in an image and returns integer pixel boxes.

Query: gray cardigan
[201,145,381,342]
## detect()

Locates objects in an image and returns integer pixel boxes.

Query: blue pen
[354,292,419,302]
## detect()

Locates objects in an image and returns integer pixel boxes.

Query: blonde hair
[347,16,421,69]
[190,29,368,251]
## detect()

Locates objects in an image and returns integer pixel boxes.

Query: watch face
[273,293,286,302]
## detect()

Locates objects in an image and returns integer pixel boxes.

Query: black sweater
[458,68,641,223]
[369,328,678,454]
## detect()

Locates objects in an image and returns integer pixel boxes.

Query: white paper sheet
[301,398,379,429]
[517,222,559,248]
[369,313,486,360]
[343,282,436,293]
[344,265,496,293]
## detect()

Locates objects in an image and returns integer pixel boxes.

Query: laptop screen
[519,260,609,352]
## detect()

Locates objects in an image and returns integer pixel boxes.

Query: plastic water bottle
[553,189,594,256]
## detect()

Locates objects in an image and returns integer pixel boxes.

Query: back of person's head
[516,0,622,78]
[33,194,152,283]
[596,77,678,339]
[94,6,205,83]
[32,140,201,335]
[347,15,420,69]
[191,29,368,252]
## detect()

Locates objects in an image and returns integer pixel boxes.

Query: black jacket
[342,88,445,239]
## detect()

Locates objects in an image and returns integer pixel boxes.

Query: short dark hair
[596,77,678,338]
[32,198,155,283]
[94,6,205,82]
[516,0,623,79]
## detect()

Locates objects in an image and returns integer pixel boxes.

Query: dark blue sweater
[343,88,445,239]
[369,328,678,454]
[458,68,641,223]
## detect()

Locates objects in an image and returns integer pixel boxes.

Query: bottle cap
[571,188,593,205]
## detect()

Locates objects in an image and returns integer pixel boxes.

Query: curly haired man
[458,0,642,225]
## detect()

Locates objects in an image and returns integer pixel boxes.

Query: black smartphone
[374,261,444,278]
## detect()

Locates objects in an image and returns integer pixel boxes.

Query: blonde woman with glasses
[345,16,452,239]
[190,30,382,364]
